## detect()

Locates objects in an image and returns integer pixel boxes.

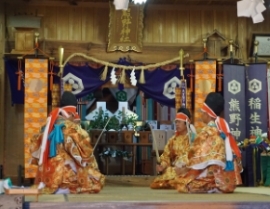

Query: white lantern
[113,0,129,10]
[133,0,147,4]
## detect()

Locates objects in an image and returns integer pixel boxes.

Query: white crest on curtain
[62,73,84,94]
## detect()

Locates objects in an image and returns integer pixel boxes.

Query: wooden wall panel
[143,8,155,43]
[237,17,248,59]
[57,7,70,40]
[147,9,160,43]
[165,10,178,43]
[214,10,227,35]
[157,10,166,43]
[189,10,202,43]
[81,7,95,42]
[37,7,45,39]
[93,8,109,44]
[227,11,238,41]
[177,11,190,43]
[69,7,82,41]
[43,7,58,39]
[201,10,214,38]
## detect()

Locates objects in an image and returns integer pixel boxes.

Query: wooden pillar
[0,2,5,167]
[237,17,248,61]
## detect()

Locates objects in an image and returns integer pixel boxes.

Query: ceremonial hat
[204,92,224,116]
[60,91,77,107]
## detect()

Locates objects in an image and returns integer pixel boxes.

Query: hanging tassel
[49,59,55,91]
[217,60,223,92]
[189,61,194,92]
[101,65,108,81]
[119,69,126,84]
[139,68,145,84]
[16,58,22,91]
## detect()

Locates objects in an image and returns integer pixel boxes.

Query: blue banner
[245,63,268,137]
[223,64,246,141]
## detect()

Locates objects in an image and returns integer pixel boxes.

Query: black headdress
[204,92,224,116]
[60,91,77,107]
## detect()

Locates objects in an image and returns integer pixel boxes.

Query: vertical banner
[194,60,216,131]
[268,65,270,137]
[24,59,48,178]
[246,63,268,137]
[223,64,246,141]
[180,80,187,108]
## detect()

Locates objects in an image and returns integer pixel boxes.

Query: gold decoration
[119,69,126,84]
[51,84,60,110]
[64,83,72,92]
[186,88,192,113]
[179,49,185,78]
[58,46,64,76]
[107,2,144,52]
[139,69,145,84]
[175,87,181,111]
[101,65,108,81]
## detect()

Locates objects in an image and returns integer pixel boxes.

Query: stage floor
[7,175,270,209]
[25,186,270,203]
[22,185,270,209]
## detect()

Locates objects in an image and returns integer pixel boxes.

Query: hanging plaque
[108,2,144,52]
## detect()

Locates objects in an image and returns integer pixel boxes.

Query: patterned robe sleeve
[160,137,175,169]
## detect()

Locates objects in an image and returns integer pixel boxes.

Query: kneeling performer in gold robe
[30,91,105,194]
[150,107,196,189]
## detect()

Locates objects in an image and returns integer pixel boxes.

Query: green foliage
[107,115,120,131]
[88,109,108,129]
[86,109,138,131]
[118,111,138,126]
[88,110,120,131]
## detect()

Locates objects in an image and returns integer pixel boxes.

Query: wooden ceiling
[5,0,240,6]
[59,0,239,5]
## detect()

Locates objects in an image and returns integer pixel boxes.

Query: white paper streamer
[130,67,137,86]
[110,67,117,85]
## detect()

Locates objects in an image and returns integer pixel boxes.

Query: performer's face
[175,120,187,134]
[201,111,210,124]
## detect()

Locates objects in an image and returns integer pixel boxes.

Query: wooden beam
[5,39,204,64]
[237,17,248,61]
[3,0,237,10]
[3,0,109,8]
[0,2,5,166]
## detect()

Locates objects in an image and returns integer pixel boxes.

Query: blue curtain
[5,58,190,107]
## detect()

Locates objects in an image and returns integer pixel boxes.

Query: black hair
[204,92,224,116]
[60,91,77,107]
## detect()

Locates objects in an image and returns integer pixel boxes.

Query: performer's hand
[156,164,165,173]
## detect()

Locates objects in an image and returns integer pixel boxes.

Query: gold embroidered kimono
[173,121,242,193]
[30,117,105,194]
[150,134,191,189]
